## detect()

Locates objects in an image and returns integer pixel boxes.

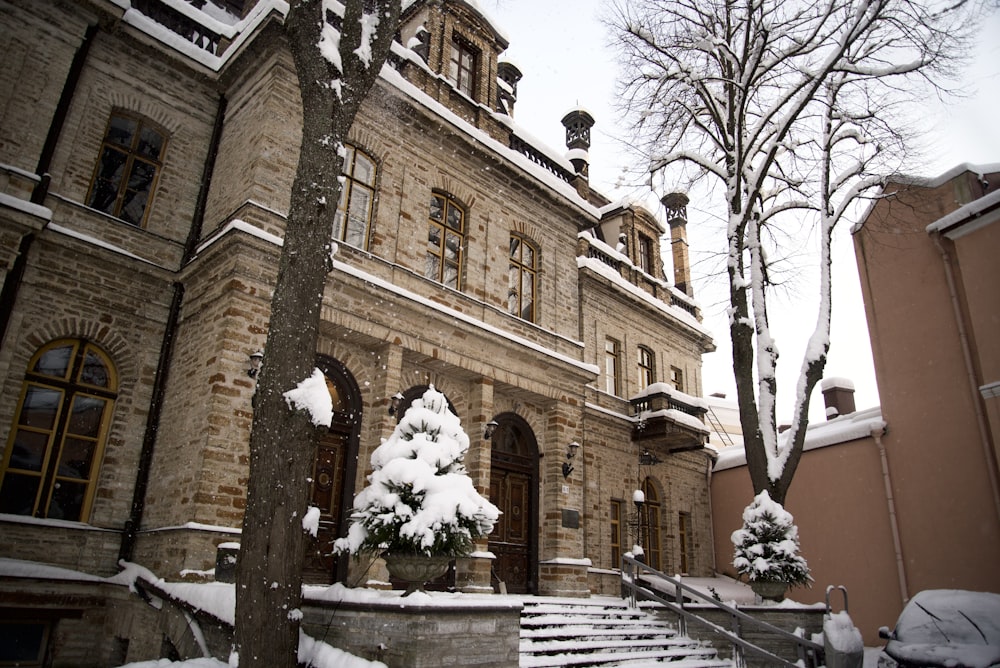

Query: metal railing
[621,555,824,668]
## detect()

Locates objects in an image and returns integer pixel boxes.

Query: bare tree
[610,0,976,504]
[233,0,401,665]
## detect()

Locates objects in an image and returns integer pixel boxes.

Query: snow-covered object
[283,369,333,427]
[731,490,810,587]
[335,386,499,557]
[302,506,321,537]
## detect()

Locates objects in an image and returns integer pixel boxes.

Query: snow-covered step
[518,597,733,667]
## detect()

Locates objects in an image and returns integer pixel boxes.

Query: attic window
[448,36,477,98]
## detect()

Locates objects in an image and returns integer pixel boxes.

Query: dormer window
[449,36,477,98]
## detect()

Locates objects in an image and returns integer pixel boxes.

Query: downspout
[872,426,908,605]
[0,234,35,349]
[931,232,1000,522]
[119,281,184,563]
[183,93,227,264]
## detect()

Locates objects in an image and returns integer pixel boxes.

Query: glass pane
[67,395,106,438]
[443,261,459,289]
[523,244,534,267]
[88,148,127,214]
[509,236,520,259]
[33,344,73,379]
[444,232,460,261]
[522,273,534,320]
[79,349,110,388]
[46,480,86,521]
[0,621,47,662]
[18,386,62,430]
[446,203,462,230]
[429,195,443,221]
[10,429,49,472]
[346,188,371,246]
[138,125,164,160]
[425,254,440,281]
[58,437,95,479]
[120,185,150,225]
[353,152,374,185]
[325,377,347,413]
[332,210,345,242]
[0,473,40,515]
[427,224,441,250]
[107,114,137,148]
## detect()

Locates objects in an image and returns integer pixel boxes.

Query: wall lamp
[247,351,264,378]
[562,441,581,478]
[484,420,499,440]
[388,392,404,416]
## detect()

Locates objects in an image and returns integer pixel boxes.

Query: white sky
[486,0,1000,421]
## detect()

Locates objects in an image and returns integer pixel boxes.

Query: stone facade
[0,0,716,663]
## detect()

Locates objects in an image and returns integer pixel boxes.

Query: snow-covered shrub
[334,386,499,557]
[731,490,811,587]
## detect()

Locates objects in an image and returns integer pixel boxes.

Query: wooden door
[489,467,532,593]
[302,431,346,584]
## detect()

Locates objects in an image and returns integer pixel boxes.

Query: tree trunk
[233,1,400,666]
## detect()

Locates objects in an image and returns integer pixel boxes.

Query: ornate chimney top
[661,192,693,296]
[561,108,595,152]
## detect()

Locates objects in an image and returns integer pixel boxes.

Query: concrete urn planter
[750,579,788,602]
[384,553,452,595]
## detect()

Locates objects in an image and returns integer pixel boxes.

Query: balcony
[630,383,709,453]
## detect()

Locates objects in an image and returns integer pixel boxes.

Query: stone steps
[519,597,733,667]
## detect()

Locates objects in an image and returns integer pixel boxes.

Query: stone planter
[750,579,788,602]
[383,554,452,595]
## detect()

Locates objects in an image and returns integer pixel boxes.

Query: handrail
[621,555,824,667]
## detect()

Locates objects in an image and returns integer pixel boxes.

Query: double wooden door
[489,447,535,594]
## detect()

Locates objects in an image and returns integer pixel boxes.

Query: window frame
[604,337,621,396]
[448,35,478,98]
[670,365,684,392]
[637,233,655,275]
[637,346,655,391]
[507,233,538,323]
[426,192,466,290]
[0,339,117,522]
[334,144,377,249]
[85,111,167,227]
[610,498,624,569]
[678,511,694,574]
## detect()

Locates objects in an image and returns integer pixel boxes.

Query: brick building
[0,0,716,663]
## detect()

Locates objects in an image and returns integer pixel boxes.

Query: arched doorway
[302,356,362,585]
[488,413,539,594]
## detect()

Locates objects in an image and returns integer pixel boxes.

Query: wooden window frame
[670,365,684,392]
[507,233,538,323]
[637,346,655,390]
[604,337,621,396]
[448,36,478,98]
[678,511,694,574]
[0,339,117,522]
[426,192,466,289]
[638,234,655,275]
[334,144,377,249]
[610,498,624,569]
[86,111,167,227]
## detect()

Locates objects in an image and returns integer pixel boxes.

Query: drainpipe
[182,93,227,264]
[931,232,1000,522]
[0,233,35,349]
[33,23,98,204]
[872,426,908,605]
[119,281,184,564]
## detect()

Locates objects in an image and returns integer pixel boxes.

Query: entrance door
[302,430,346,583]
[488,416,537,594]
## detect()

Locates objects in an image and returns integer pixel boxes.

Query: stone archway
[488,413,539,594]
[302,355,362,585]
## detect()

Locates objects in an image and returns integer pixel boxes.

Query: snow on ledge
[0,191,51,219]
[714,406,885,472]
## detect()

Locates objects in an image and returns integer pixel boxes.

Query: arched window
[0,339,117,521]
[640,477,662,570]
[86,111,167,227]
[335,144,376,248]
[426,193,465,289]
[508,234,538,322]
[637,346,655,390]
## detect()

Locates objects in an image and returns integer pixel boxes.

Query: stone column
[455,377,495,593]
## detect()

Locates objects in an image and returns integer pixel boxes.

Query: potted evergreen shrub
[335,386,499,594]
[731,490,811,601]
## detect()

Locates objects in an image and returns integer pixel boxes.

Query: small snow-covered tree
[336,386,499,558]
[234,1,401,666]
[732,491,810,587]
[610,0,978,504]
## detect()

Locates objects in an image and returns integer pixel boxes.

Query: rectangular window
[610,499,623,569]
[0,620,49,665]
[86,112,166,227]
[638,234,655,275]
[604,337,620,396]
[448,38,477,98]
[637,347,655,390]
[670,365,684,392]
[678,511,694,574]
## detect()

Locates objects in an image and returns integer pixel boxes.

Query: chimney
[821,377,856,420]
[497,61,522,116]
[561,108,595,199]
[661,192,693,296]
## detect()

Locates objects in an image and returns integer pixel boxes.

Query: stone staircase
[519,597,734,667]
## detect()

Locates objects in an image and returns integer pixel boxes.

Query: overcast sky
[485,0,1000,419]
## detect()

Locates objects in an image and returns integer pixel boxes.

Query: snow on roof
[892,161,1000,189]
[631,381,709,410]
[925,188,1000,236]
[820,376,855,391]
[713,406,885,471]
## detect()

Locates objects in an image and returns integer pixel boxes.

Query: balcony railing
[509,135,574,184]
[132,0,225,55]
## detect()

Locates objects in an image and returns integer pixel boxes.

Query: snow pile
[335,386,499,556]
[283,369,334,427]
[731,491,810,587]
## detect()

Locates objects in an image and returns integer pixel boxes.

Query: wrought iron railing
[621,555,825,668]
[508,135,574,183]
[132,0,224,55]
